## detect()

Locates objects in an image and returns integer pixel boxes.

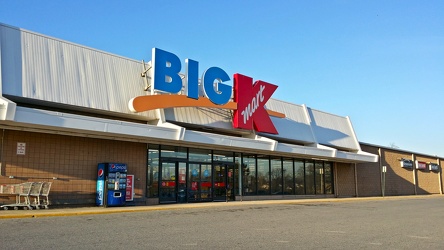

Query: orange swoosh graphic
[129,95,285,118]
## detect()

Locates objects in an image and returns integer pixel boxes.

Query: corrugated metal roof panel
[263,99,316,144]
[307,107,360,151]
[265,99,308,124]
[165,98,317,144]
[0,23,157,120]
[0,24,23,95]
[164,106,234,130]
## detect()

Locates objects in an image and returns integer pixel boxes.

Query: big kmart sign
[129,48,284,134]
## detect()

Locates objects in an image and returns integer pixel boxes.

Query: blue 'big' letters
[152,48,232,105]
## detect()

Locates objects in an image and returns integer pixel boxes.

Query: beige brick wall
[379,149,415,196]
[356,145,381,197]
[359,144,443,196]
[415,155,441,194]
[335,162,356,197]
[1,130,442,206]
[0,130,147,205]
[440,158,444,194]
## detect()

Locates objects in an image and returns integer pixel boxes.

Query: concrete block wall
[335,162,356,197]
[358,143,443,197]
[0,130,147,205]
[356,145,381,197]
[376,149,415,196]
[414,155,441,194]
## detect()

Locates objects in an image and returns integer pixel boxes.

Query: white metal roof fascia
[12,107,182,141]
[315,143,378,163]
[274,142,378,163]
[336,150,379,163]
[315,143,338,155]
[182,130,276,152]
[0,96,16,120]
[241,134,278,151]
[156,121,186,141]
[8,107,379,162]
[275,142,334,158]
[253,135,278,151]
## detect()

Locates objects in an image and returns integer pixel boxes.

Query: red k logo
[233,74,278,134]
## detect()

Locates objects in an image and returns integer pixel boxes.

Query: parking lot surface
[1,196,443,249]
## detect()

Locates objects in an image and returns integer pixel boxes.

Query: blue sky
[1,1,443,156]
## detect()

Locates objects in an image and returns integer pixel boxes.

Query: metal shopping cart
[0,182,34,210]
[28,182,44,209]
[0,184,20,202]
[39,182,52,209]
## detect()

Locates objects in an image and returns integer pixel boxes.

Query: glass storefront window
[201,165,212,201]
[324,162,333,194]
[315,161,325,194]
[213,150,234,162]
[234,153,241,196]
[188,163,212,202]
[305,161,315,195]
[188,163,200,202]
[188,148,211,162]
[147,145,159,198]
[161,145,187,158]
[294,160,305,195]
[283,158,294,195]
[257,156,270,195]
[242,155,256,195]
[148,143,335,200]
[271,157,282,195]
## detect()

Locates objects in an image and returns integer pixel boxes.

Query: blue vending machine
[96,163,127,206]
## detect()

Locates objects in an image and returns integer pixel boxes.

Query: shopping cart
[28,182,44,209]
[0,182,33,210]
[0,184,20,203]
[39,182,52,209]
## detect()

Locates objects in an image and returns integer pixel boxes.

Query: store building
[0,23,441,206]
[356,143,442,197]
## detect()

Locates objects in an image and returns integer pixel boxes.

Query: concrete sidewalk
[0,195,441,219]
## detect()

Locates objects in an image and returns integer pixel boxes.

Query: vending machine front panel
[96,163,128,206]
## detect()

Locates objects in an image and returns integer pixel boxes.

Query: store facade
[0,23,441,206]
[146,144,336,204]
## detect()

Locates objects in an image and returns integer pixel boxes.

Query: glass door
[213,163,235,201]
[159,161,187,203]
[177,162,187,203]
[188,163,212,202]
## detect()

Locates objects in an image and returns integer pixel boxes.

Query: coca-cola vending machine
[96,163,127,206]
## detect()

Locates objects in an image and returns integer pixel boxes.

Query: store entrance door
[188,163,212,202]
[213,162,235,201]
[159,161,187,204]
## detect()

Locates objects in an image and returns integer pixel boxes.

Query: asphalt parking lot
[1,195,443,249]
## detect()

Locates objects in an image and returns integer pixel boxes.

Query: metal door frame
[159,160,187,204]
[213,161,235,201]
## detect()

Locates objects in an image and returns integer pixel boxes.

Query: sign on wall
[400,159,413,169]
[17,142,26,155]
[415,160,427,170]
[429,163,440,172]
[128,48,286,135]
[126,175,134,201]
